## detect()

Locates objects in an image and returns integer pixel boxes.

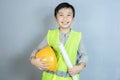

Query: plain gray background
[0,0,120,80]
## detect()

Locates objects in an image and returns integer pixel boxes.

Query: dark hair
[54,2,75,18]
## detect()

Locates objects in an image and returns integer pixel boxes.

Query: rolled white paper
[58,43,78,80]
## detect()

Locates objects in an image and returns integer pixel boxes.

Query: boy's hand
[30,56,49,70]
[68,62,86,76]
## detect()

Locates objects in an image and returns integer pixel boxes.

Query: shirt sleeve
[76,37,88,65]
[30,36,48,58]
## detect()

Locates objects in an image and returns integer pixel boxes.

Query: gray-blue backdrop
[0,0,120,80]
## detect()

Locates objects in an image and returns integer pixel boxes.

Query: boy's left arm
[68,38,88,76]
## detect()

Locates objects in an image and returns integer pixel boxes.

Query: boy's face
[55,8,74,29]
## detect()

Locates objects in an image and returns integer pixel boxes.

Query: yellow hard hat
[35,46,57,72]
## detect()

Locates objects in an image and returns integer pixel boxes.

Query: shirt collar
[58,28,71,37]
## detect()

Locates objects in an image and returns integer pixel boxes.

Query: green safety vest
[42,29,82,80]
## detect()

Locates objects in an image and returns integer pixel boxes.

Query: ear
[55,16,58,22]
[54,16,57,19]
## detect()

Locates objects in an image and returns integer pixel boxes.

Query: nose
[63,16,68,20]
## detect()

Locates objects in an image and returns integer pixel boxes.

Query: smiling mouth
[61,22,69,25]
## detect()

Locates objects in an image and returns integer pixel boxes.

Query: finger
[69,72,75,76]
[39,56,46,60]
[40,63,50,69]
[68,68,73,72]
[69,71,73,76]
[68,69,76,76]
[42,63,50,67]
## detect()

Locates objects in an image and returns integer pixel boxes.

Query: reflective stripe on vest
[42,71,80,80]
[45,70,79,77]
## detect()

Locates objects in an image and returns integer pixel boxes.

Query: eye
[59,14,63,16]
[67,15,71,16]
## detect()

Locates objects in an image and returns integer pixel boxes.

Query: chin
[62,26,70,29]
[61,25,70,28]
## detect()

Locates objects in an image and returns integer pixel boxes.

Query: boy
[30,2,88,80]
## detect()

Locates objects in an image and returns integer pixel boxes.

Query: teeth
[62,22,69,25]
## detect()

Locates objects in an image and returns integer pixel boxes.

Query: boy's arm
[30,36,48,69]
[77,38,88,68]
[30,36,48,59]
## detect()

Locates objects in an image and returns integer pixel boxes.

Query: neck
[59,28,71,34]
